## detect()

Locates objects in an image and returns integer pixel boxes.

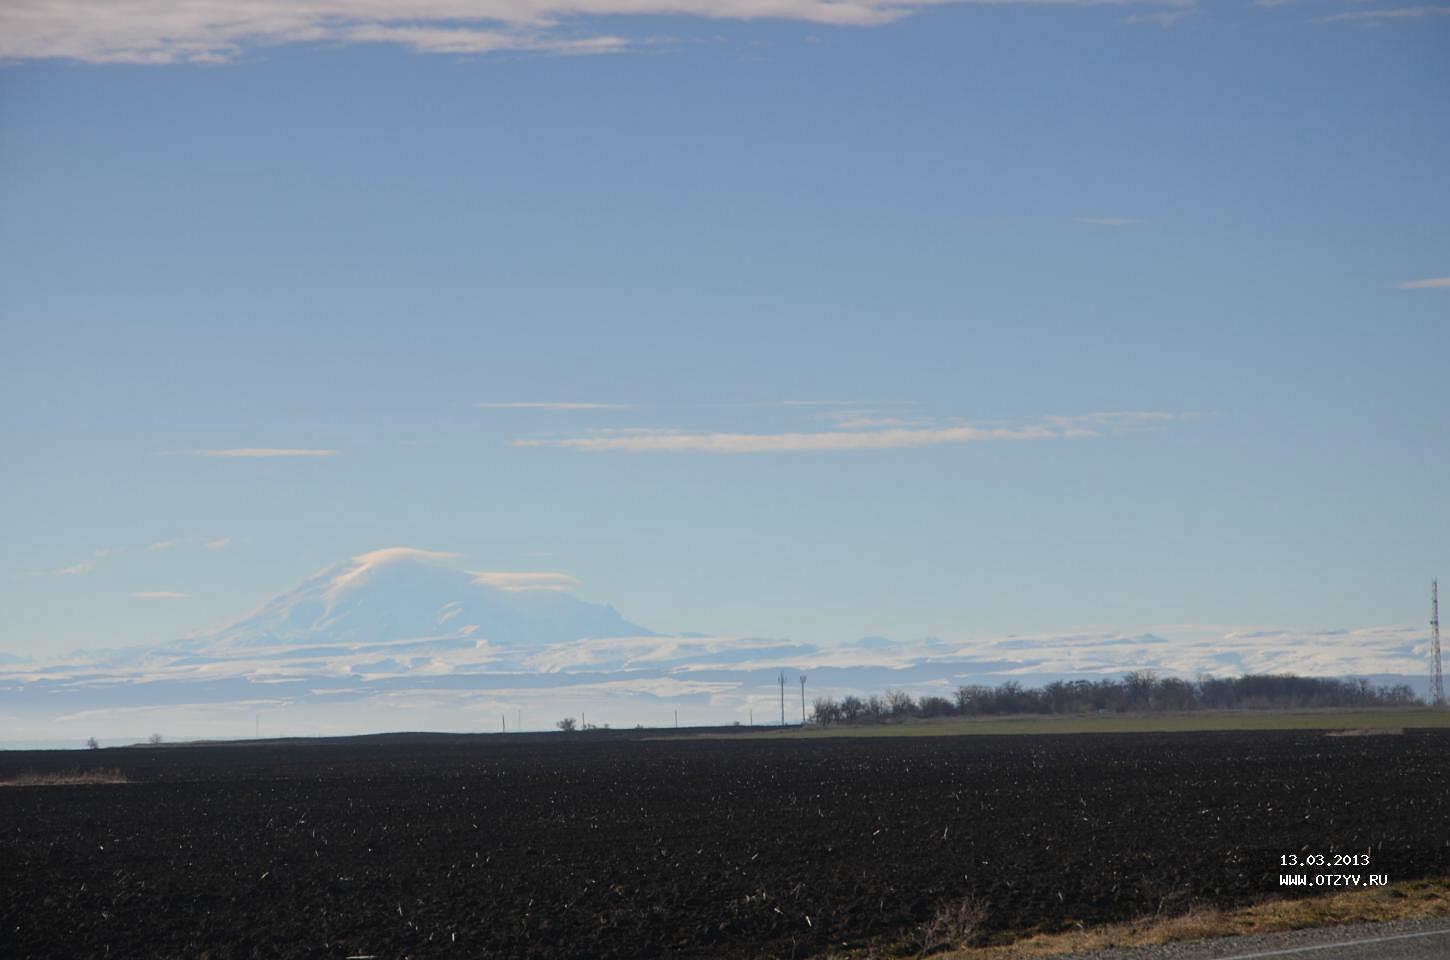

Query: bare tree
[86,737,100,750]
[148,732,163,745]
[555,717,577,732]
[886,689,915,717]
[812,696,842,726]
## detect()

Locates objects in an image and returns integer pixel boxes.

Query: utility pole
[800,675,807,725]
[778,671,786,726]
[502,714,507,734]
[1433,579,1445,708]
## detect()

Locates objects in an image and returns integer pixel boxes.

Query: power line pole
[1433,579,1445,708]
[799,674,807,725]
[778,671,786,727]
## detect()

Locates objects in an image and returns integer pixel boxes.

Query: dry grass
[820,877,1450,960]
[916,897,990,956]
[0,768,129,787]
[939,877,1450,959]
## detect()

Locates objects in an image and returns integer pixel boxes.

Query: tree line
[809,672,1420,725]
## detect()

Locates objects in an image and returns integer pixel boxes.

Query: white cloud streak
[1397,277,1450,289]
[149,536,232,551]
[0,0,1198,65]
[735,400,867,407]
[1318,6,1450,23]
[519,425,1056,453]
[478,402,630,409]
[829,416,931,428]
[346,25,632,56]
[134,591,190,599]
[49,547,121,576]
[517,411,1190,453]
[189,448,338,458]
[1123,8,1191,24]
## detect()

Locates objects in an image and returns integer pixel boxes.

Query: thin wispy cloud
[1041,411,1189,433]
[734,400,867,407]
[517,411,1191,453]
[0,0,1200,65]
[186,448,338,458]
[829,417,931,429]
[149,536,232,551]
[1317,6,1450,22]
[478,402,630,410]
[346,26,632,57]
[133,591,190,600]
[518,425,1048,453]
[49,547,121,576]
[1124,10,1192,25]
[1397,277,1450,289]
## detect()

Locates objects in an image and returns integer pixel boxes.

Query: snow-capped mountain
[186,547,649,651]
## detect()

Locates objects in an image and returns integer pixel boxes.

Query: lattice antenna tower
[1433,579,1445,708]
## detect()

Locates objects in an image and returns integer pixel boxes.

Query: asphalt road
[1063,917,1450,960]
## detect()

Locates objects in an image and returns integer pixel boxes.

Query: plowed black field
[4,729,1448,959]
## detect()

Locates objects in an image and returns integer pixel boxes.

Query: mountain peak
[191,547,650,650]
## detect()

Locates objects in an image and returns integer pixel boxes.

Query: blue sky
[2,0,1447,662]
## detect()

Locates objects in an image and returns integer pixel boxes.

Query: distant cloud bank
[1,547,1433,744]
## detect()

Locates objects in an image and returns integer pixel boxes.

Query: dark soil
[3,729,1448,959]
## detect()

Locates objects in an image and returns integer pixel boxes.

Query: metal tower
[778,672,787,726]
[1433,579,1445,708]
